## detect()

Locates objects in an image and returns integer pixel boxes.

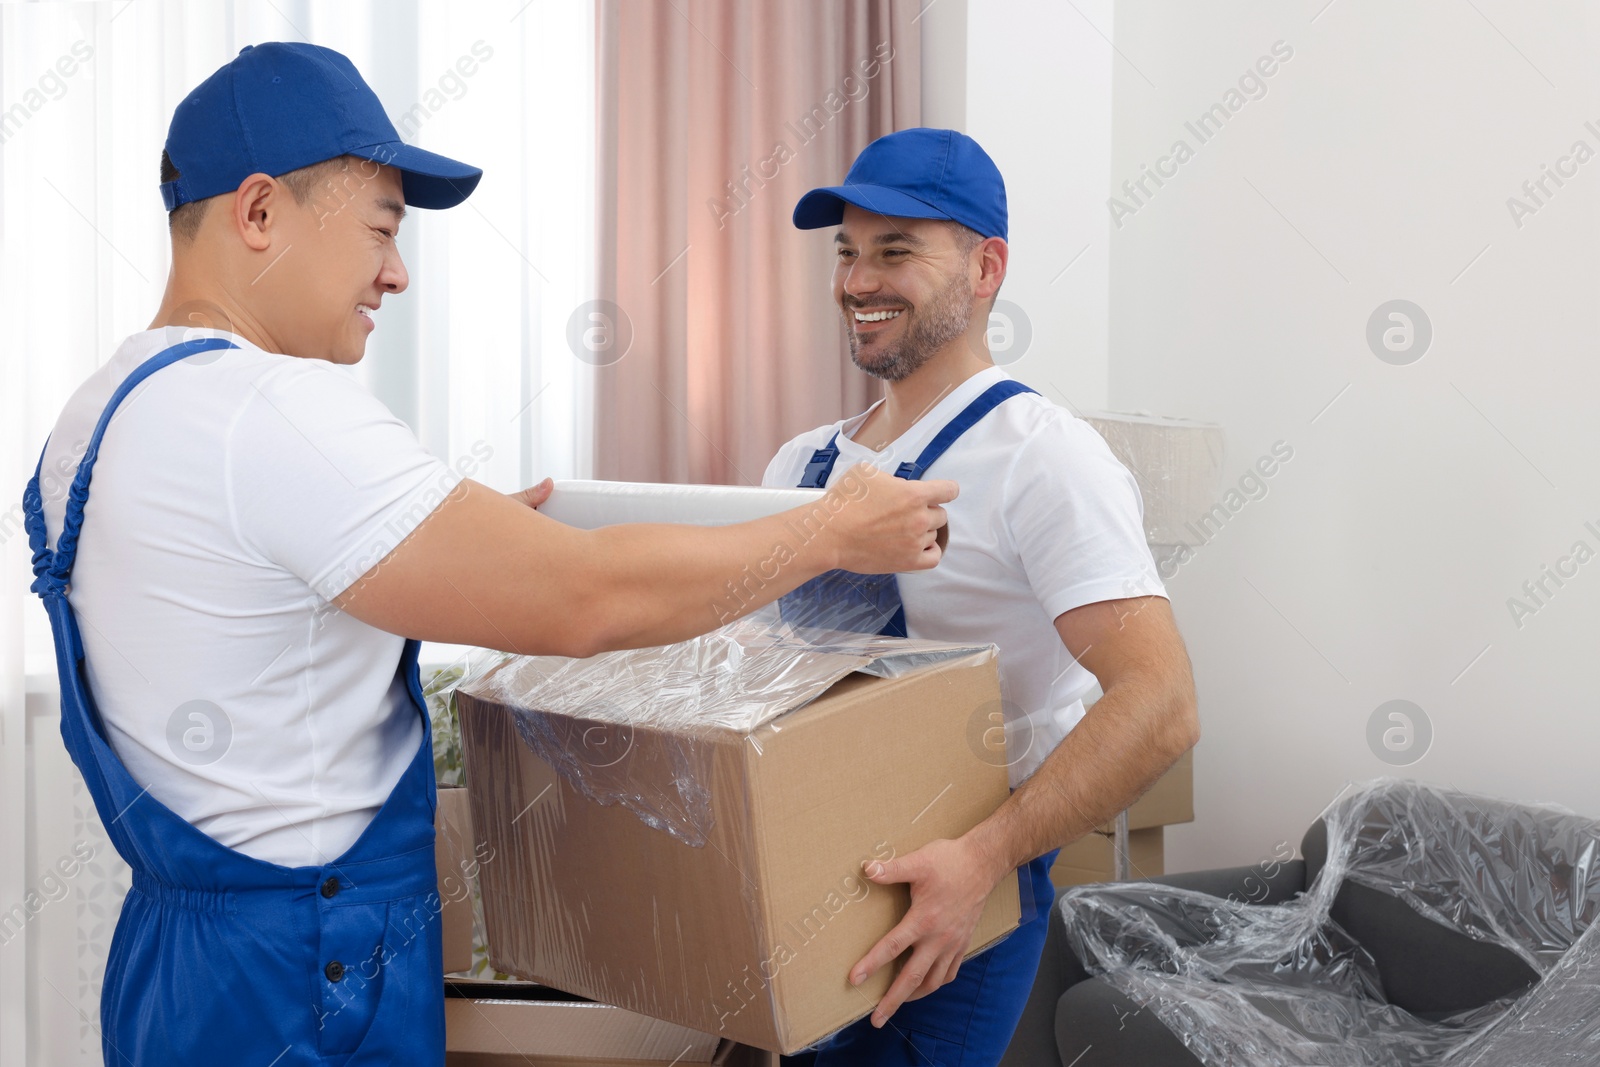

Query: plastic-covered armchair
[1000,779,1600,1066]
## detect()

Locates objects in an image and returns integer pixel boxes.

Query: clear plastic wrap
[1080,411,1225,548]
[451,618,993,847]
[1057,778,1600,1065]
[425,647,515,789]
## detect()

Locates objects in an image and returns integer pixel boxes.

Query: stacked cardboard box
[1050,750,1195,888]
[1050,414,1214,889]
[1052,829,1166,889]
[438,786,777,1065]
[1081,411,1225,554]
[445,996,773,1066]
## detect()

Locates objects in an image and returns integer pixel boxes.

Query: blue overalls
[779,380,1059,1067]
[23,337,445,1065]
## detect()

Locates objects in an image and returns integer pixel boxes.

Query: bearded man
[765,128,1201,1067]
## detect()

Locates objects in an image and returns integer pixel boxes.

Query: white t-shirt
[762,366,1167,785]
[37,327,461,867]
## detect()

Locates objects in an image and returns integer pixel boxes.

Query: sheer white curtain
[0,2,594,1062]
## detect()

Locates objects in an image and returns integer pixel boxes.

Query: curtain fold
[595,0,922,485]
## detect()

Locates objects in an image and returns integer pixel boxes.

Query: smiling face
[253,158,410,365]
[832,204,983,382]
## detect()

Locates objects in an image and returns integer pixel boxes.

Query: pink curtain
[595,0,922,485]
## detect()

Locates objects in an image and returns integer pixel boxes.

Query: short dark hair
[951,221,986,256]
[949,221,1002,301]
[161,150,358,242]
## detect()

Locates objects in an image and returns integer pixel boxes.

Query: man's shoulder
[170,342,404,443]
[73,331,397,454]
[982,385,1116,460]
[86,330,312,406]
[958,388,1143,512]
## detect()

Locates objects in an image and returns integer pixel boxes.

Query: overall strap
[22,442,55,595]
[25,337,240,597]
[894,379,1038,481]
[797,431,844,489]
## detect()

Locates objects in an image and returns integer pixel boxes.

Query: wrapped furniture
[1001,779,1600,1066]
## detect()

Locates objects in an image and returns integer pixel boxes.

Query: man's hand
[849,836,1007,1027]
[825,462,957,575]
[508,476,554,510]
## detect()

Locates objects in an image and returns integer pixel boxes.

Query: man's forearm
[576,508,839,652]
[966,676,1198,877]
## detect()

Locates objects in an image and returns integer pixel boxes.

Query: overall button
[320,876,340,899]
[325,960,345,982]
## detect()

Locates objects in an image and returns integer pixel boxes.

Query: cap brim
[792,184,954,229]
[350,142,483,210]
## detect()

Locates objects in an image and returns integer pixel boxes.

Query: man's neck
[148,274,276,354]
[855,344,996,452]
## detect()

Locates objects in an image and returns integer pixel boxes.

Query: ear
[231,173,281,252]
[973,237,1008,301]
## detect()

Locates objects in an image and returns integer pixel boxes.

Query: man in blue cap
[768,128,1201,1065]
[23,45,955,1064]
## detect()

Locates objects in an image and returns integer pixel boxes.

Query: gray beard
[846,271,974,382]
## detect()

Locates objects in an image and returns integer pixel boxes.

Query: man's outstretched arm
[334,463,958,658]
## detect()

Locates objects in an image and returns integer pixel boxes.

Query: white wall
[928,0,1114,413]
[1108,0,1600,871]
[939,0,1600,873]
[918,0,966,131]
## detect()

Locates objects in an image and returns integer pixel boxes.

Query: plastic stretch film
[1080,412,1224,545]
[1057,778,1600,1065]
[450,619,993,847]
[536,476,951,638]
[537,479,826,529]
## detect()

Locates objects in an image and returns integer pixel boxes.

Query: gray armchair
[1001,780,1594,1066]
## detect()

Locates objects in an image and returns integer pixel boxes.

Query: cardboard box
[457,633,1021,1054]
[443,986,774,1066]
[1095,749,1194,834]
[445,995,772,1066]
[1051,827,1165,889]
[436,786,477,974]
[437,792,777,1066]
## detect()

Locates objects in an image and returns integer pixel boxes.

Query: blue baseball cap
[160,42,482,212]
[793,127,1007,241]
